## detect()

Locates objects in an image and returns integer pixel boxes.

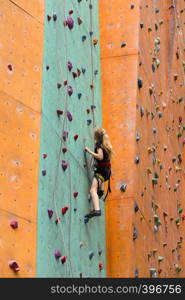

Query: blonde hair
[94,127,113,160]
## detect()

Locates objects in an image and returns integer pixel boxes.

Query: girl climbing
[84,127,113,222]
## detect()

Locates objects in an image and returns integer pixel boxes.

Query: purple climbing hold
[67,86,73,96]
[62,160,68,171]
[66,111,73,121]
[9,260,20,272]
[67,61,73,71]
[62,131,68,141]
[7,64,13,71]
[10,220,18,229]
[65,16,74,30]
[48,209,53,219]
[54,250,62,259]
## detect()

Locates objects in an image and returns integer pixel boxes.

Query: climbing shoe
[84,210,102,223]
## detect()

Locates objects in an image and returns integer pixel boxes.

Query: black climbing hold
[135,269,139,278]
[133,226,138,240]
[87,119,92,126]
[91,105,96,110]
[155,8,160,13]
[81,67,86,74]
[136,133,141,142]
[135,157,140,164]
[120,184,127,192]
[94,70,98,75]
[153,128,157,134]
[158,111,163,118]
[152,64,155,72]
[138,78,143,89]
[89,4,93,9]
[78,93,82,99]
[130,4,135,9]
[140,23,144,29]
[46,65,49,71]
[121,42,127,48]
[53,14,57,21]
[140,106,144,117]
[82,35,87,42]
[134,203,139,213]
[42,170,46,176]
[89,31,93,36]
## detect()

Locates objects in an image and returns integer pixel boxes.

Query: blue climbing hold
[89,251,94,260]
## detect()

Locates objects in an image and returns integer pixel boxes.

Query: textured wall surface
[0,0,44,277]
[100,0,185,277]
[36,0,106,278]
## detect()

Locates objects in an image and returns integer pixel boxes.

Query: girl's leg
[90,177,101,211]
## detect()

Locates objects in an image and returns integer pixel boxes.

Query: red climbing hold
[77,68,81,77]
[10,220,18,229]
[99,262,103,271]
[62,147,67,153]
[43,153,47,159]
[63,80,68,86]
[93,39,98,46]
[56,110,63,116]
[69,10,73,15]
[62,206,69,215]
[55,217,60,224]
[7,64,13,71]
[61,256,67,264]
[74,135,79,141]
[57,83,62,89]
[73,192,78,198]
[47,15,51,22]
[61,160,68,171]
[72,72,77,79]
[9,260,20,272]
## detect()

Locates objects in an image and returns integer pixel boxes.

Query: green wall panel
[37,0,106,277]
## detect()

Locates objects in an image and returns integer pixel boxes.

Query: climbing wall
[0,0,44,277]
[100,0,185,277]
[133,0,185,278]
[36,0,106,277]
